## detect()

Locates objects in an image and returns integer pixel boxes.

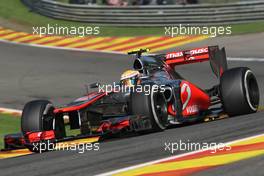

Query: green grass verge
[230,22,264,35]
[0,0,263,36]
[0,113,81,149]
[0,114,20,149]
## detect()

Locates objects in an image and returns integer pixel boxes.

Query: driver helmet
[120,70,140,87]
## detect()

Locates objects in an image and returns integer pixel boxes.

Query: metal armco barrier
[22,0,264,26]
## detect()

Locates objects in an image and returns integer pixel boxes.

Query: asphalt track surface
[0,34,263,176]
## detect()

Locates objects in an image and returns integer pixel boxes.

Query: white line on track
[0,107,71,121]
[227,57,264,62]
[0,107,22,115]
[96,133,264,176]
[0,39,124,55]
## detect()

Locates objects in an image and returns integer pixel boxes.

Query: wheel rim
[245,71,259,110]
[151,90,168,129]
[42,104,55,131]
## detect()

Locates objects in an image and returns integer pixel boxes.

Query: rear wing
[165,46,228,78]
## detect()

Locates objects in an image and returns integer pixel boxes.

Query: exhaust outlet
[163,87,173,102]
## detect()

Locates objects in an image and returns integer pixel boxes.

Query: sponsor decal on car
[190,47,208,55]
[166,47,208,60]
[166,51,184,59]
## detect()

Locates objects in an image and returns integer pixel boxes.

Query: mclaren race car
[4,46,260,152]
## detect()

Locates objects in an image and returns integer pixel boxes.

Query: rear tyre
[220,67,259,116]
[130,87,168,131]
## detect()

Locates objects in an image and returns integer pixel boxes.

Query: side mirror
[89,82,100,89]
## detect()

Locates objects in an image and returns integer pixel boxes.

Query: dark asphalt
[0,39,263,176]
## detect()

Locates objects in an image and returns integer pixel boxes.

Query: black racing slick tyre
[220,67,259,116]
[21,100,59,153]
[21,100,55,135]
[130,88,168,131]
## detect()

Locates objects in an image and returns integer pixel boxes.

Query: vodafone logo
[190,47,208,55]
[186,105,199,114]
[185,56,195,61]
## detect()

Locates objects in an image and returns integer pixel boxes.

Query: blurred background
[57,0,256,6]
[15,0,264,32]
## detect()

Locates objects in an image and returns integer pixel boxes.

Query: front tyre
[21,100,55,135]
[21,100,57,153]
[220,67,259,116]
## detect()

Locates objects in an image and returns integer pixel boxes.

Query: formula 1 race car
[4,46,260,152]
